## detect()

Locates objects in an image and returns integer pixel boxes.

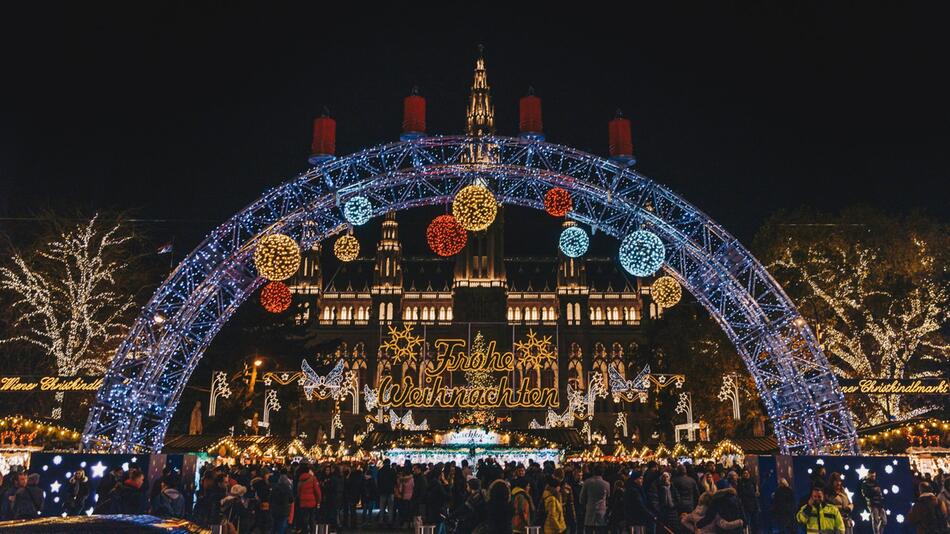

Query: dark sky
[2,3,948,252]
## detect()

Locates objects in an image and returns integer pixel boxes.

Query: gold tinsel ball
[452,184,498,231]
[652,275,682,308]
[334,234,360,262]
[253,234,301,281]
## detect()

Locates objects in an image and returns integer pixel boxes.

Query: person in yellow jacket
[542,477,567,534]
[797,486,845,534]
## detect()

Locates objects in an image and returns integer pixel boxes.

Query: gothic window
[404,307,412,321]
[573,303,581,322]
[566,304,574,322]
[507,307,513,321]
[386,302,393,320]
[440,307,447,321]
[514,307,522,321]
[446,307,453,321]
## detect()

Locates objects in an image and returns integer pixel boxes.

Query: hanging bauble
[253,234,301,281]
[619,230,665,277]
[544,187,572,217]
[334,234,360,262]
[651,275,682,308]
[426,215,468,257]
[452,184,498,231]
[558,226,589,258]
[260,281,292,313]
[343,196,373,226]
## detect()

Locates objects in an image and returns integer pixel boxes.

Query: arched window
[404,307,412,320]
[412,307,419,321]
[507,307,513,321]
[573,303,581,322]
[378,303,385,322]
[514,307,522,321]
[532,307,539,321]
[566,304,574,322]
[386,302,393,320]
[441,307,447,321]
[446,307,453,320]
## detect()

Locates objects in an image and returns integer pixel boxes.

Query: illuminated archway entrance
[83,136,858,454]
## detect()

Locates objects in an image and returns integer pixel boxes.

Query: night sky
[2,3,948,253]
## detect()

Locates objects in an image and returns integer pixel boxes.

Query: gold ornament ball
[452,184,498,231]
[652,275,682,308]
[334,234,360,262]
[253,234,301,281]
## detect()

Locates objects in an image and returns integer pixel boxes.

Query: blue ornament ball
[343,196,373,226]
[559,226,589,258]
[619,230,665,276]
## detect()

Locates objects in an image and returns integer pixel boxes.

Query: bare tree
[0,215,138,376]
[757,208,949,424]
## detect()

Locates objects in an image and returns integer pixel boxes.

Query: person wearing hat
[220,483,248,534]
[623,470,654,533]
[796,486,844,534]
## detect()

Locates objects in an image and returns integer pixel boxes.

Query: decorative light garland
[260,281,292,313]
[333,234,360,262]
[651,275,682,308]
[558,225,589,258]
[543,187,572,217]
[426,215,468,256]
[343,196,373,226]
[253,234,301,281]
[619,229,665,277]
[452,184,497,231]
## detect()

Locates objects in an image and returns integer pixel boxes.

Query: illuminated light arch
[83,136,857,454]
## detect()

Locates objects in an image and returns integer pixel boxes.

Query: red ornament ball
[426,215,468,257]
[544,187,572,217]
[260,281,292,313]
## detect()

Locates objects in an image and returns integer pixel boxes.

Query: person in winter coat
[579,464,610,531]
[7,473,43,519]
[395,467,414,528]
[109,468,148,515]
[424,468,450,527]
[907,483,949,534]
[796,486,844,534]
[151,475,185,518]
[938,478,950,522]
[672,465,700,515]
[681,492,717,534]
[296,466,322,533]
[220,484,248,533]
[624,470,655,532]
[651,471,680,532]
[342,465,363,528]
[377,459,397,526]
[64,469,90,516]
[449,477,487,534]
[606,479,625,534]
[696,480,746,533]
[827,473,854,534]
[737,469,759,534]
[511,477,534,533]
[543,477,567,534]
[486,478,513,534]
[268,473,293,534]
[361,467,379,524]
[860,470,886,534]
[770,478,797,534]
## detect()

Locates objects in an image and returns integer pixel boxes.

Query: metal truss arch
[83,135,858,454]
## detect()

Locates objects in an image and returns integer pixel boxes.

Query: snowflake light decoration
[514,329,556,368]
[381,324,423,363]
[343,196,373,226]
[619,229,665,277]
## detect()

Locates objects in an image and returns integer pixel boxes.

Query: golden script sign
[839,378,949,395]
[0,376,103,392]
[376,338,559,409]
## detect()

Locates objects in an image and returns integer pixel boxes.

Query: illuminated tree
[461,331,496,425]
[756,208,949,424]
[0,215,139,376]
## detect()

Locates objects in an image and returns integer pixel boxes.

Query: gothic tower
[372,212,402,323]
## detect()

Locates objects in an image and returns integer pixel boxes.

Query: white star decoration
[860,510,871,522]
[855,464,869,480]
[49,480,61,493]
[90,461,107,478]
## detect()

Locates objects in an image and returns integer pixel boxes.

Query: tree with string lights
[756,207,949,424]
[0,215,142,376]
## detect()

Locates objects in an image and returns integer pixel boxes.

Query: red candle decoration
[310,115,336,156]
[608,114,633,158]
[519,93,543,134]
[402,93,426,134]
[426,215,468,257]
[544,187,572,217]
[260,281,292,313]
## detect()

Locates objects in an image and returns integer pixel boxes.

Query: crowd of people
[0,457,948,533]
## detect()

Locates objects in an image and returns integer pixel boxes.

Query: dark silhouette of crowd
[0,459,947,533]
